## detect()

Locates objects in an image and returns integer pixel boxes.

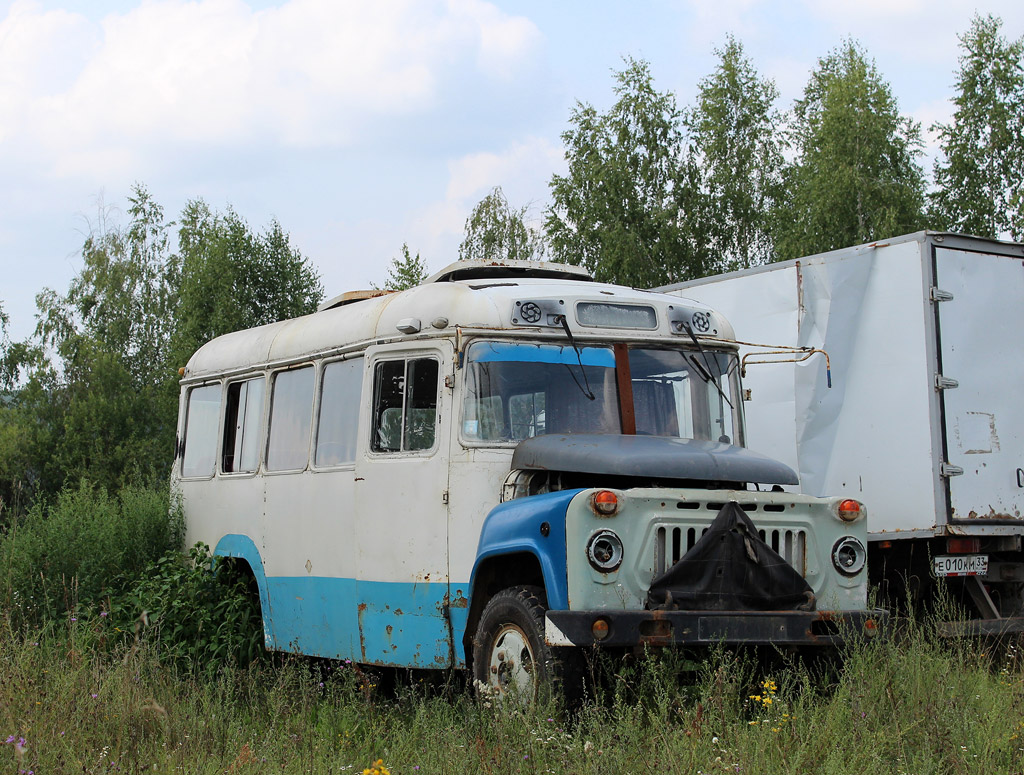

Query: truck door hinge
[935,375,959,390]
[930,287,954,302]
[444,374,455,389]
[442,490,449,504]
[940,463,964,477]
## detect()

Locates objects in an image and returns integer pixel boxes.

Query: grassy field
[2,614,1024,775]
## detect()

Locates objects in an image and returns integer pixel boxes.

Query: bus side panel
[257,576,452,666]
[262,468,359,658]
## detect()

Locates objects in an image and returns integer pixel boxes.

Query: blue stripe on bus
[470,342,614,367]
[213,534,468,668]
[263,576,459,667]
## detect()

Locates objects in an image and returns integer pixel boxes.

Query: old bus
[173,259,881,696]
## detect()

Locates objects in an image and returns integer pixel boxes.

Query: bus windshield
[462,341,739,445]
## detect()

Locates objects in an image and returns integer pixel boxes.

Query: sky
[1,0,1022,344]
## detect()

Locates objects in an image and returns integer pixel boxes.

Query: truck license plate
[934,555,988,577]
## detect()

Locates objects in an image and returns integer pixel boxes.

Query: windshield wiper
[556,315,596,401]
[681,321,733,409]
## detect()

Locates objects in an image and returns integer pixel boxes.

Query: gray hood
[511,434,798,486]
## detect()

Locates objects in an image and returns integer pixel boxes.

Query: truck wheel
[472,586,560,703]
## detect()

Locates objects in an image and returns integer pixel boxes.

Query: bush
[0,481,182,627]
[120,542,265,673]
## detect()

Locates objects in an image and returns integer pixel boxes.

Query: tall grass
[3,484,1023,772]
[0,481,183,628]
[2,614,1023,774]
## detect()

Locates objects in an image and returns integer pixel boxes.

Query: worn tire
[472,586,582,706]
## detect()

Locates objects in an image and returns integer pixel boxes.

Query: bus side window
[266,366,315,471]
[222,377,265,473]
[371,357,439,453]
[182,384,221,478]
[316,358,363,466]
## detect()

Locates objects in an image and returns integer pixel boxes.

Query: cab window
[371,358,439,453]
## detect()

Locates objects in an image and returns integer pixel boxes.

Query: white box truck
[658,232,1024,630]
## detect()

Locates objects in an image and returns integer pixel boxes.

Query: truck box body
[659,232,1024,542]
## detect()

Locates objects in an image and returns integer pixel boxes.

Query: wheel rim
[487,623,536,697]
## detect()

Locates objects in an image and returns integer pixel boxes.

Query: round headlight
[586,530,624,573]
[832,536,866,576]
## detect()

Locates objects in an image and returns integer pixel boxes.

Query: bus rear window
[182,384,221,478]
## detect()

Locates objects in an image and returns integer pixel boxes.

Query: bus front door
[353,345,453,668]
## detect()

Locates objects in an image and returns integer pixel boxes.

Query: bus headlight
[587,530,624,573]
[832,537,866,576]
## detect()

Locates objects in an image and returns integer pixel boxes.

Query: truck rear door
[934,245,1024,523]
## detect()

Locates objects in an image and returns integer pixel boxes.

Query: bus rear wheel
[473,586,556,702]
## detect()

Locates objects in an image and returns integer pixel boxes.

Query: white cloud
[415,136,564,248]
[685,0,763,47]
[0,0,541,176]
[449,0,542,79]
[0,1,96,143]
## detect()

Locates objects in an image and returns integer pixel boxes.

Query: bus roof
[181,263,733,381]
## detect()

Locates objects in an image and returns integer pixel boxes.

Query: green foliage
[3,614,1024,773]
[0,186,323,507]
[377,243,429,291]
[0,300,13,391]
[546,57,712,287]
[120,543,265,672]
[459,186,545,263]
[930,14,1024,240]
[686,36,784,271]
[0,481,183,628]
[24,185,180,498]
[776,41,926,260]
[169,200,324,370]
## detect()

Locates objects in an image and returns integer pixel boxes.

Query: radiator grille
[653,523,807,577]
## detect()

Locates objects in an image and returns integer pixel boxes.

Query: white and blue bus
[173,259,881,696]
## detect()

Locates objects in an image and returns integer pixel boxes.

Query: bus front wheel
[472,585,558,702]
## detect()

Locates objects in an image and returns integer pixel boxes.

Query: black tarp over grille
[647,502,815,612]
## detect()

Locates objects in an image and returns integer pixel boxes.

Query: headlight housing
[586,530,624,573]
[832,536,867,576]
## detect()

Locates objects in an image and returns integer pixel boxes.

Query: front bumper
[545,608,887,647]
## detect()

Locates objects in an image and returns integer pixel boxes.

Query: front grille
[653,523,807,577]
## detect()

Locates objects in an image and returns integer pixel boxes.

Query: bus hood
[510,434,799,486]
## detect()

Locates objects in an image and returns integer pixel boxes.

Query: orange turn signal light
[593,490,619,516]
[592,618,610,641]
[837,499,863,522]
